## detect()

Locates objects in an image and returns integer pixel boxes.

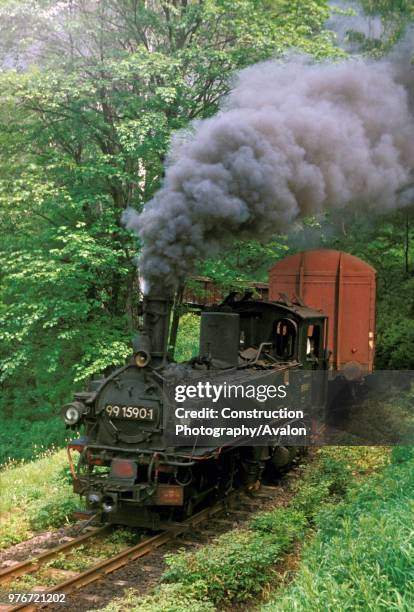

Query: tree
[344,0,414,54]
[0,1,339,457]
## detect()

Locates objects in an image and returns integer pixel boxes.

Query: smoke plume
[124,55,414,291]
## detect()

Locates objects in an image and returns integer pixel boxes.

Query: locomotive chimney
[142,292,173,363]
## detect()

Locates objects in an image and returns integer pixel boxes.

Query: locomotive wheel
[179,486,196,519]
[263,447,300,483]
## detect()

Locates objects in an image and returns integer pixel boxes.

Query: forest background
[0,0,413,463]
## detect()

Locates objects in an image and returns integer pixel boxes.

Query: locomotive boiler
[62,249,376,528]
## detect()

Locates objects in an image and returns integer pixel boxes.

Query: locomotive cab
[229,298,328,369]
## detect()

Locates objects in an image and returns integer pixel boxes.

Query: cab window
[306,324,321,361]
[274,319,296,360]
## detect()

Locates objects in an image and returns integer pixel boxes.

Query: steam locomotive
[62,249,376,528]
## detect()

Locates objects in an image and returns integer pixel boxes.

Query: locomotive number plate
[105,405,154,420]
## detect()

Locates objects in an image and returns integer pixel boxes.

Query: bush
[98,448,392,611]
[391,445,414,464]
[287,450,353,520]
[251,508,306,537]
[161,449,361,606]
[0,417,70,465]
[28,489,78,530]
[163,530,295,604]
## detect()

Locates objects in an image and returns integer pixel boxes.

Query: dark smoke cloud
[124,55,414,292]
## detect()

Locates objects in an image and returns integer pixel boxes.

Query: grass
[261,446,414,611]
[0,449,79,549]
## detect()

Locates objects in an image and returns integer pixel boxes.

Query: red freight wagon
[269,250,376,378]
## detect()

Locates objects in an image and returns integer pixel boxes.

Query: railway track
[1,487,265,612]
[0,526,111,588]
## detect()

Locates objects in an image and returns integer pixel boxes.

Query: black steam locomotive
[63,291,329,528]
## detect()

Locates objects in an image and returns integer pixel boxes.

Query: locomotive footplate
[76,477,184,509]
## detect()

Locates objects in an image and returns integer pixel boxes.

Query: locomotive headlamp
[64,406,79,425]
[132,332,151,368]
[61,401,86,426]
[135,351,150,368]
[87,492,102,506]
[102,494,117,513]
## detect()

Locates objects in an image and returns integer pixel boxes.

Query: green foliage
[101,584,215,612]
[250,508,306,536]
[0,221,132,409]
[290,456,352,520]
[106,527,140,547]
[391,445,414,464]
[255,450,357,539]
[29,489,78,531]
[0,418,68,465]
[45,528,141,574]
[319,210,414,369]
[199,238,290,288]
[262,451,414,611]
[356,0,414,55]
[174,313,200,362]
[163,530,295,604]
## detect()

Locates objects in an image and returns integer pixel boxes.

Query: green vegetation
[2,528,141,596]
[163,528,303,604]
[0,525,141,599]
[0,418,71,465]
[102,584,215,612]
[174,313,200,362]
[160,448,386,606]
[262,447,414,611]
[355,0,414,53]
[0,449,78,549]
[100,448,392,611]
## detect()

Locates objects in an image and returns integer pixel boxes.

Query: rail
[3,494,238,611]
